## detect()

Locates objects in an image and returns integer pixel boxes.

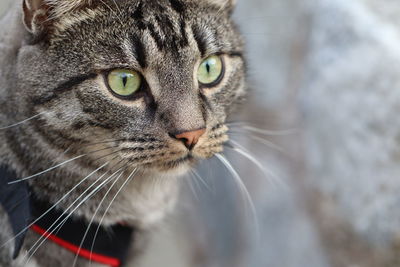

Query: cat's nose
[173,128,206,149]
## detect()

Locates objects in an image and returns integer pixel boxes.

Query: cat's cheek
[193,147,224,159]
[191,125,229,159]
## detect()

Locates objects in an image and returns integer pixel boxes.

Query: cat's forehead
[52,0,228,28]
[48,0,232,15]
[48,0,240,68]
[51,0,231,44]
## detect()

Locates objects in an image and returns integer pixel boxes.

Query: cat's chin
[151,155,197,176]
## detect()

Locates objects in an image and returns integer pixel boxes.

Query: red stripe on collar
[31,225,121,267]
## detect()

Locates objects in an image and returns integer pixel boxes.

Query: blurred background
[2,0,400,266]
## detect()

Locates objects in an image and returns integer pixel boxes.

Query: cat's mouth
[86,124,229,173]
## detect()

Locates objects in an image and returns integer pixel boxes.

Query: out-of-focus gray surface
[300,0,400,266]
[3,0,400,266]
[0,2,11,16]
[303,0,400,243]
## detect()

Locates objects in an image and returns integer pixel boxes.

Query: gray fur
[0,0,246,266]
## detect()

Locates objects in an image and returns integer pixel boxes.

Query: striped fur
[44,0,93,17]
[1,0,246,266]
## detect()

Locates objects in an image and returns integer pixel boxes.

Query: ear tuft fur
[22,0,93,35]
[45,0,93,18]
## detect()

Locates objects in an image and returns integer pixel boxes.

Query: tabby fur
[0,0,246,266]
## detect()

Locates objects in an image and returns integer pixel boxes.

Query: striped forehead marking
[131,0,189,52]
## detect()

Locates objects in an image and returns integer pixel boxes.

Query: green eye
[107,69,142,98]
[197,55,224,86]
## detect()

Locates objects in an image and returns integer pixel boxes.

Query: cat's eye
[107,69,142,98]
[197,55,224,87]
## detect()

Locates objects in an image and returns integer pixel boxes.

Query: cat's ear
[22,0,50,34]
[22,0,94,35]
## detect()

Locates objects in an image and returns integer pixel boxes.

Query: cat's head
[16,0,246,175]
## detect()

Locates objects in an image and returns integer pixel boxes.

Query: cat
[0,0,246,266]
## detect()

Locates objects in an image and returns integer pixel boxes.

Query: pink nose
[174,129,206,149]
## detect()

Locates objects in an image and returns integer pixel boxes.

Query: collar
[0,165,134,267]
[0,165,31,259]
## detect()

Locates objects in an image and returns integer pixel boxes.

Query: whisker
[9,144,124,185]
[81,136,163,148]
[227,122,298,136]
[190,172,202,191]
[215,154,260,238]
[109,158,129,173]
[190,169,212,193]
[52,167,123,239]
[111,0,124,19]
[226,140,288,189]
[0,163,110,251]
[91,149,124,163]
[109,0,124,25]
[89,168,138,266]
[98,0,124,25]
[99,0,115,14]
[229,132,286,153]
[61,146,73,156]
[8,155,86,185]
[186,173,200,201]
[248,135,286,153]
[24,167,124,264]
[80,139,124,148]
[85,146,117,155]
[72,171,125,267]
[0,112,46,130]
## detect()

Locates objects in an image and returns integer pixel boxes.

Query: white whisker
[72,171,125,267]
[24,168,123,264]
[215,154,260,238]
[242,125,298,136]
[0,112,46,130]
[191,169,212,192]
[8,154,86,185]
[227,122,297,136]
[186,173,200,200]
[227,140,288,190]
[249,135,286,153]
[0,162,109,251]
[228,131,286,153]
[89,168,137,266]
[111,0,124,19]
[100,0,124,25]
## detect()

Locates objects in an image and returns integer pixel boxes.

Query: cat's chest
[15,172,180,267]
[117,172,180,227]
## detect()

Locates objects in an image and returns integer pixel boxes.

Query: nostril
[171,128,206,149]
[179,137,190,147]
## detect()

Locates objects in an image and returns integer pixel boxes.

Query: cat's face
[18,0,246,176]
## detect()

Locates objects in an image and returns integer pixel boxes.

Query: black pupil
[206,62,211,74]
[122,74,128,87]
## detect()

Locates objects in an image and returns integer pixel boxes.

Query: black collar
[0,165,31,259]
[0,165,134,267]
